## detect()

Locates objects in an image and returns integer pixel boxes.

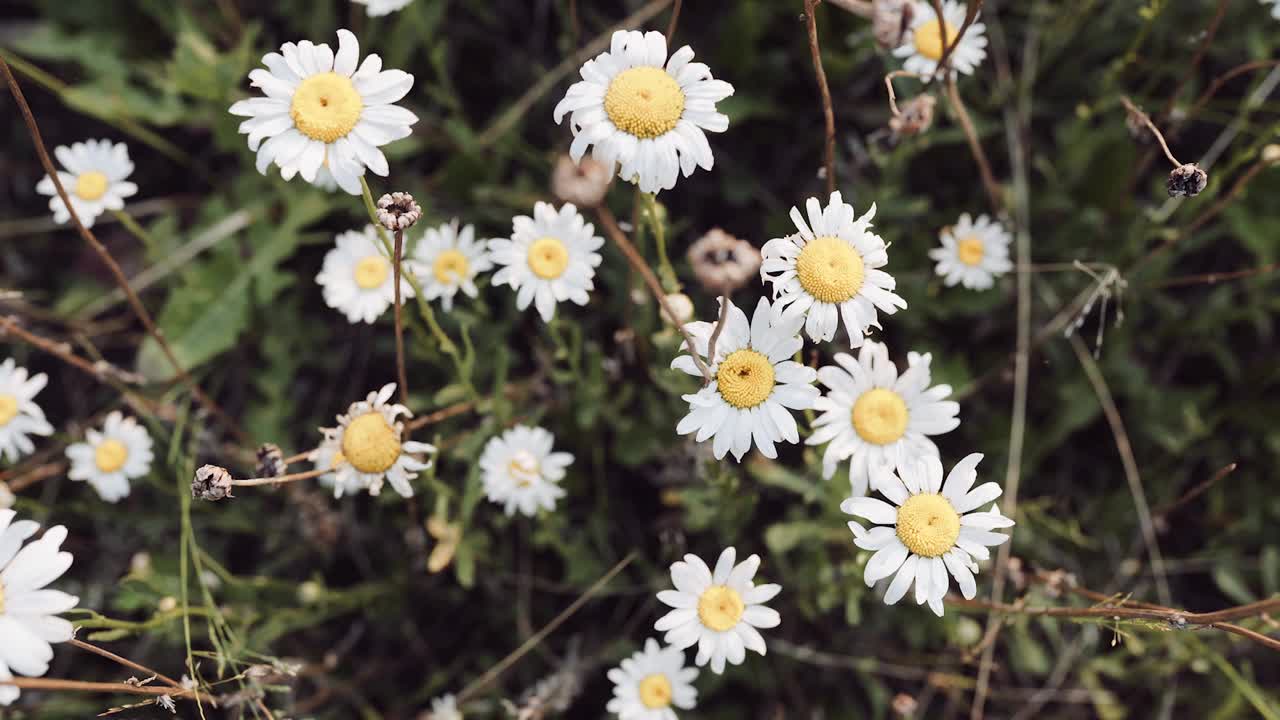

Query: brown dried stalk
[0,315,144,386]
[804,0,837,195]
[392,229,409,405]
[1119,95,1181,168]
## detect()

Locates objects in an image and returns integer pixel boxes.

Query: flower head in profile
[929,213,1012,290]
[0,511,78,706]
[412,220,493,312]
[317,225,415,324]
[552,154,612,208]
[843,454,1014,616]
[35,139,137,228]
[310,384,436,498]
[894,1,987,77]
[761,192,906,344]
[479,425,572,517]
[0,359,53,463]
[671,297,818,462]
[354,0,414,16]
[553,30,734,194]
[655,547,780,674]
[606,638,698,719]
[687,228,761,295]
[229,29,417,194]
[488,202,603,323]
[808,342,959,495]
[65,411,153,503]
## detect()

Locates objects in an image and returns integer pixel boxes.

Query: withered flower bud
[192,464,234,501]
[890,94,937,138]
[552,155,612,208]
[376,192,422,231]
[255,443,286,479]
[873,0,913,49]
[1166,162,1207,198]
[687,228,762,295]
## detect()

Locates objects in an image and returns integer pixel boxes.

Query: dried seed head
[892,693,919,717]
[1123,101,1149,141]
[192,464,234,501]
[1166,162,1208,198]
[687,228,762,295]
[552,154,612,208]
[661,292,695,326]
[376,192,422,231]
[890,94,937,138]
[255,443,286,479]
[873,0,913,49]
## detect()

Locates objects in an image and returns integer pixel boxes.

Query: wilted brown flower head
[890,94,937,138]
[552,155,612,208]
[1167,162,1207,198]
[376,191,422,231]
[687,228,762,295]
[192,464,234,501]
[255,443,286,479]
[873,0,913,49]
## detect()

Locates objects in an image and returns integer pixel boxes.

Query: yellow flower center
[0,394,17,426]
[716,349,775,409]
[604,66,685,139]
[290,72,364,143]
[913,18,958,61]
[432,249,471,285]
[527,237,570,280]
[340,412,402,474]
[94,439,129,473]
[896,493,961,557]
[957,236,985,266]
[330,450,346,468]
[75,171,109,201]
[697,584,745,632]
[507,449,540,487]
[851,388,909,445]
[796,236,864,304]
[638,673,673,709]
[353,255,390,289]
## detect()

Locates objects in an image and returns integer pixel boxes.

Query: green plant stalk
[110,208,160,254]
[641,192,680,293]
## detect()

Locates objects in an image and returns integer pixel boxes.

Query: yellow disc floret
[851,388,909,445]
[432,249,470,285]
[94,439,129,474]
[796,236,864,304]
[290,72,364,143]
[956,236,985,266]
[75,171,109,201]
[0,395,17,426]
[341,412,402,474]
[716,349,775,409]
[896,493,961,557]
[604,66,685,139]
[697,584,745,632]
[353,256,389,289]
[507,449,541,487]
[913,18,958,61]
[638,673,673,709]
[527,237,570,279]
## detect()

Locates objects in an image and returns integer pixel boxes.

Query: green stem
[110,208,159,253]
[641,192,680,293]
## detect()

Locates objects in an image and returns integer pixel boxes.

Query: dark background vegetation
[1,0,1278,718]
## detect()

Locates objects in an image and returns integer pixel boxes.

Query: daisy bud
[1166,162,1207,198]
[426,516,462,574]
[687,228,762,295]
[192,464,234,501]
[298,580,324,604]
[889,94,937,138]
[661,292,695,326]
[255,443,286,479]
[1263,144,1280,165]
[157,596,178,612]
[873,0,913,49]
[552,154,612,208]
[130,552,153,578]
[376,192,422,231]
[892,693,919,717]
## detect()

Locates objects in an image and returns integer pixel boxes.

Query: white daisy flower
[807,342,960,496]
[1265,0,1280,20]
[317,225,416,324]
[411,220,493,312]
[843,454,1014,617]
[553,30,734,194]
[35,139,137,229]
[479,425,571,517]
[0,359,53,464]
[426,693,462,720]
[310,383,436,498]
[64,411,153,503]
[229,29,417,195]
[928,213,1012,290]
[488,202,603,323]
[761,192,906,345]
[893,1,988,77]
[353,0,414,17]
[0,511,78,706]
[606,638,698,719]
[654,547,781,675]
[671,297,818,462]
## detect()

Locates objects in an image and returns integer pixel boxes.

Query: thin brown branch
[945,74,1003,214]
[69,639,184,690]
[405,399,479,431]
[705,294,731,367]
[804,0,837,195]
[7,460,67,493]
[665,0,682,39]
[1160,0,1228,120]
[933,0,985,78]
[884,70,922,117]
[392,229,409,405]
[1151,462,1237,524]
[1119,95,1181,168]
[0,316,145,386]
[230,467,330,489]
[0,677,195,698]
[1149,262,1280,289]
[1182,60,1280,135]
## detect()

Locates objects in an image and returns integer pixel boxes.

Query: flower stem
[641,193,679,292]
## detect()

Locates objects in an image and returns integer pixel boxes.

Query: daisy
[317,225,415,324]
[35,139,137,228]
[65,411,153,503]
[229,29,417,195]
[893,1,988,77]
[411,220,493,312]
[0,359,53,464]
[843,454,1014,617]
[807,342,960,495]
[426,693,462,720]
[606,638,698,719]
[671,297,818,462]
[488,202,603,323]
[479,425,571,517]
[310,383,435,498]
[0,511,78,706]
[654,547,781,674]
[928,213,1013,290]
[1265,0,1280,20]
[761,192,906,345]
[553,30,734,194]
[353,0,414,16]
